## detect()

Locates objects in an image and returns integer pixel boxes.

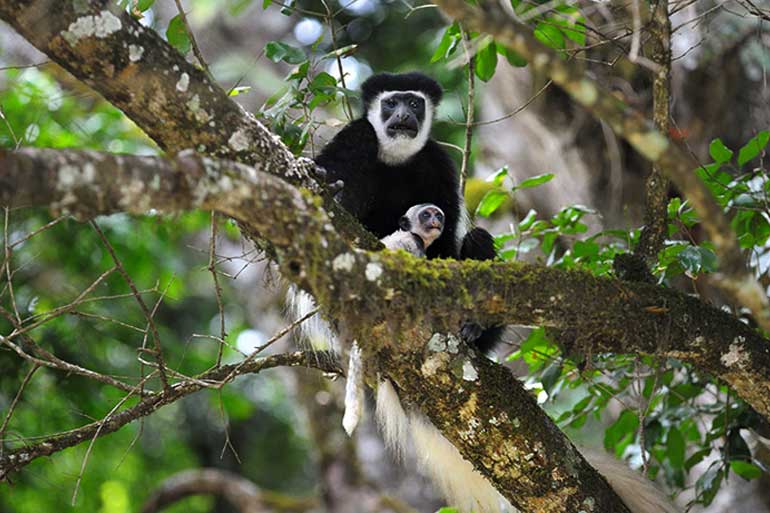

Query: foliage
[2,0,770,512]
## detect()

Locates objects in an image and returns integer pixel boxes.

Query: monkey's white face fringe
[367,91,434,166]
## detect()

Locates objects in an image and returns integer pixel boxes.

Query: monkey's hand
[460,321,484,344]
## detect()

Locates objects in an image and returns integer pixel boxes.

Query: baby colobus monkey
[343,204,444,436]
[381,203,445,257]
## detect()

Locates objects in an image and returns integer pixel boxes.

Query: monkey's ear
[399,216,411,231]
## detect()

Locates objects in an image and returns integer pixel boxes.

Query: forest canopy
[1,1,770,512]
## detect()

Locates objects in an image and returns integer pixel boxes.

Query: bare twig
[91,221,170,389]
[208,213,227,365]
[0,364,38,458]
[172,0,211,77]
[459,25,476,192]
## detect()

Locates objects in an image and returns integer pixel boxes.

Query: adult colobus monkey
[316,72,502,352]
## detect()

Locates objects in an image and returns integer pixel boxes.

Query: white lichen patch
[176,72,190,92]
[421,352,449,377]
[365,262,383,281]
[427,333,447,352]
[228,129,251,152]
[462,360,478,381]
[332,253,356,272]
[128,44,144,62]
[721,337,749,368]
[57,163,96,190]
[446,334,460,354]
[186,95,211,124]
[62,10,121,46]
[627,130,670,161]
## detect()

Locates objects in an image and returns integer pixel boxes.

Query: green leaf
[516,173,554,190]
[667,426,685,469]
[552,7,586,46]
[534,22,565,50]
[496,43,528,67]
[166,15,191,56]
[486,166,509,186]
[431,23,461,63]
[475,189,508,217]
[604,410,639,454]
[475,40,498,82]
[730,460,762,480]
[136,0,155,10]
[677,246,702,274]
[540,363,562,395]
[262,0,272,8]
[518,209,537,231]
[737,131,769,166]
[709,138,733,164]
[696,463,723,506]
[265,41,306,65]
[228,86,252,97]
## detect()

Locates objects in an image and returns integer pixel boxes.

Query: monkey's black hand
[327,179,345,202]
[460,321,484,344]
[313,165,327,181]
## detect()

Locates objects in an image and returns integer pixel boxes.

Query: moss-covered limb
[376,340,632,513]
[434,0,770,333]
[0,350,341,479]
[362,252,770,418]
[0,0,378,251]
[4,147,770,419]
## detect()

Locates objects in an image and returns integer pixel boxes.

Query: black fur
[316,72,502,352]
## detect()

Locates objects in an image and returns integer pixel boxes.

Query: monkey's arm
[315,119,380,218]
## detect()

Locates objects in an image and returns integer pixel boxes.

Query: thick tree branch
[434,0,770,332]
[0,0,378,250]
[3,145,769,509]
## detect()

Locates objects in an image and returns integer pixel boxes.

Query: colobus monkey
[301,73,679,513]
[316,72,502,352]
[343,204,445,436]
[380,203,445,257]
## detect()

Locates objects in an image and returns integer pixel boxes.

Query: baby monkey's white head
[400,203,445,248]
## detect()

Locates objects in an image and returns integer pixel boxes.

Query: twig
[0,351,341,479]
[208,213,227,365]
[636,0,672,264]
[91,221,170,389]
[459,25,475,192]
[71,371,157,504]
[172,0,211,77]
[321,0,354,121]
[219,306,319,386]
[0,364,38,458]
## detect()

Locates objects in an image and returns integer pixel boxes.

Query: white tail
[375,379,679,513]
[342,342,364,435]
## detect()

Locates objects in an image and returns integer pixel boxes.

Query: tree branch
[3,147,770,420]
[0,350,340,479]
[0,0,378,250]
[434,0,770,332]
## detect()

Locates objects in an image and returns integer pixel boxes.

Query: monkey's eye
[409,100,419,109]
[385,98,397,108]
[435,213,444,222]
[419,211,430,221]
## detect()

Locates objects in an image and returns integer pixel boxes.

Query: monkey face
[379,92,426,139]
[410,204,444,247]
